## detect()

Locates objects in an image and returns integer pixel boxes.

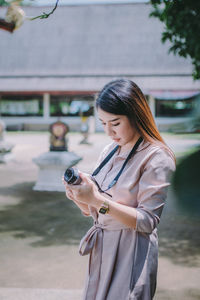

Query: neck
[119,133,141,154]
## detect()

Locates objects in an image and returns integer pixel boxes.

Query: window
[156,98,195,117]
[50,95,94,117]
[0,95,43,116]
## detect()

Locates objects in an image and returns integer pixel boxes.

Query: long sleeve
[136,149,175,234]
[86,143,114,219]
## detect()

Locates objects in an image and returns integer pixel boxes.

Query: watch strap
[99,201,109,214]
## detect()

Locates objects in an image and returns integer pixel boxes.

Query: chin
[118,141,124,146]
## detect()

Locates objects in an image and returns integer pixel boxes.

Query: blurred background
[0,0,200,299]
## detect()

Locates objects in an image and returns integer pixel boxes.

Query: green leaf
[149,0,200,81]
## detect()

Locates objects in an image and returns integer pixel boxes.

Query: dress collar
[114,139,151,158]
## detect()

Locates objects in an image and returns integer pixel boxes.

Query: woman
[63,79,176,300]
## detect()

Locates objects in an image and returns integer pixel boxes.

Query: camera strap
[92,136,143,195]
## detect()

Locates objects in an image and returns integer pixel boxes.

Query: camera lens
[64,168,82,185]
[65,169,73,181]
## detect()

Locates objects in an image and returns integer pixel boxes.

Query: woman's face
[98,108,140,151]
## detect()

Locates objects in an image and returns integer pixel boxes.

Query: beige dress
[79,139,175,300]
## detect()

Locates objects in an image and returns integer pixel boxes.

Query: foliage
[173,149,200,215]
[0,0,59,18]
[30,0,59,20]
[150,0,200,80]
[0,0,8,5]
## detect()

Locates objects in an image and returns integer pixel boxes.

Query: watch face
[99,207,107,214]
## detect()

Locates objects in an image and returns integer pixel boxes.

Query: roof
[25,0,149,5]
[0,3,200,92]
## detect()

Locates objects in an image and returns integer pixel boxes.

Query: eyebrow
[99,117,120,122]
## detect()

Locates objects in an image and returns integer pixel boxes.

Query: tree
[150,0,200,80]
[0,0,7,5]
[0,0,59,32]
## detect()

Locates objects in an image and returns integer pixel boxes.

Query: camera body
[64,167,82,185]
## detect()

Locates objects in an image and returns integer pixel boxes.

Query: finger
[64,181,73,189]
[79,172,93,185]
[66,190,74,200]
[66,183,81,191]
[62,177,69,187]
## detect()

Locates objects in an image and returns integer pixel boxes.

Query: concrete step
[0,288,83,300]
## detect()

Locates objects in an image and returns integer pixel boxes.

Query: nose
[105,124,115,137]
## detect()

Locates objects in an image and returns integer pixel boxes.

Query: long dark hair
[96,79,175,159]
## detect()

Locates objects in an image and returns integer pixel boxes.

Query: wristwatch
[99,201,109,214]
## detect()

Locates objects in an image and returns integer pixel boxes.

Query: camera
[64,167,82,185]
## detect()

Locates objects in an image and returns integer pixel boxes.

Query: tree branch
[30,0,60,20]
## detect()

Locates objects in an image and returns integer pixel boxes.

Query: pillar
[43,93,50,120]
[149,95,156,117]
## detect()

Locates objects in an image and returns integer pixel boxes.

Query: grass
[157,146,200,266]
[172,149,200,216]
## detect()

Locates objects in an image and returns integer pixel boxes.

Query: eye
[112,123,120,127]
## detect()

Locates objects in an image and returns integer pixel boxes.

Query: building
[0,3,200,131]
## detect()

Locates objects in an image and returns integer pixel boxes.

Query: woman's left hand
[66,172,99,205]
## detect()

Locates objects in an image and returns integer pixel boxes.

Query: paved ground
[0,288,83,300]
[0,132,200,300]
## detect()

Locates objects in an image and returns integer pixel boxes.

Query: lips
[113,138,120,142]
